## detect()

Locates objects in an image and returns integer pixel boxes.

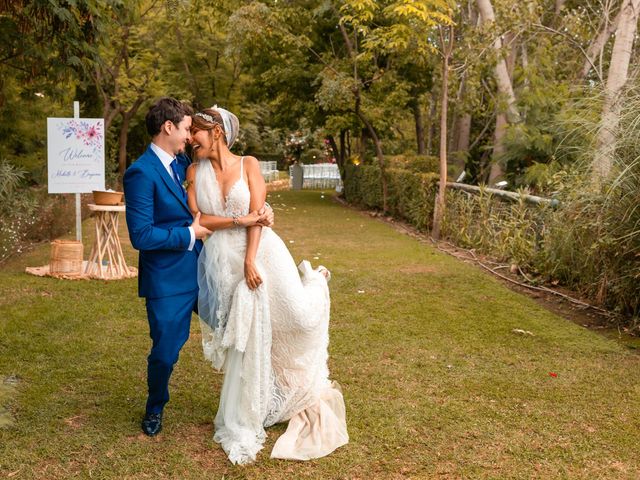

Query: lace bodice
[195,157,250,218]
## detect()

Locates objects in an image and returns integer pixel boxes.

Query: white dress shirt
[150,143,195,251]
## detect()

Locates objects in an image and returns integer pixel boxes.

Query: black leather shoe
[141,412,163,436]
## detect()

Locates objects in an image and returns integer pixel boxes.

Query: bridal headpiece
[195,105,239,148]
[194,112,215,123]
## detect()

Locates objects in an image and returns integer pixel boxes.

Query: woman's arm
[185,164,199,216]
[243,156,267,289]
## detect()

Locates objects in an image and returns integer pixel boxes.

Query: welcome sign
[47,118,105,193]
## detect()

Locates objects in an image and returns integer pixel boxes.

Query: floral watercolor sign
[47,118,105,193]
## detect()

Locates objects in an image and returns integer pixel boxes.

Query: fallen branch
[442,182,559,207]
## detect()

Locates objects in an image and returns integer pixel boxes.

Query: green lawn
[1,190,639,479]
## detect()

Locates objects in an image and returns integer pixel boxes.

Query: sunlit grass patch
[0,190,639,479]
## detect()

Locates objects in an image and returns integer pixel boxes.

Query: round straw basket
[50,240,83,276]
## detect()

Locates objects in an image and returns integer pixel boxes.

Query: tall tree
[93,1,180,180]
[335,13,392,211]
[339,0,453,211]
[579,0,623,80]
[592,0,640,185]
[432,24,454,239]
[476,0,521,184]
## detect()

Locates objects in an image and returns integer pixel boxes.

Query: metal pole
[74,101,82,242]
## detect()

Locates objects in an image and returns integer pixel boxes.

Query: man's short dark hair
[145,97,194,137]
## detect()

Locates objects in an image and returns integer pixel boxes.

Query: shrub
[344,158,640,323]
[0,160,37,261]
[441,181,640,321]
[0,159,91,263]
[540,178,640,319]
[387,154,439,173]
[441,187,545,269]
[300,148,325,164]
[344,164,438,231]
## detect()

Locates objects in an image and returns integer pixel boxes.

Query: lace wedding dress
[194,157,348,464]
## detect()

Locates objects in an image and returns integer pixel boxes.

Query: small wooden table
[85,204,137,280]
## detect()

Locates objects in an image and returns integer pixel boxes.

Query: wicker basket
[92,190,124,205]
[50,240,83,276]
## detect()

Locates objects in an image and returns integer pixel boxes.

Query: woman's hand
[244,260,263,290]
[238,206,274,228]
[256,204,274,227]
[239,209,270,227]
[238,210,260,227]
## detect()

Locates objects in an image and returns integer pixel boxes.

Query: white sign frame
[47,117,105,194]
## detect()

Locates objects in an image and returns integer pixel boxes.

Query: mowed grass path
[1,190,640,479]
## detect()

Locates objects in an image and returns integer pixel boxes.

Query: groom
[124,97,272,436]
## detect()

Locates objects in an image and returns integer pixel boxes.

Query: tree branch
[532,23,604,84]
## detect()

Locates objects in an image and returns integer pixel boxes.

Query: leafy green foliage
[442,187,545,268]
[388,153,440,172]
[0,160,37,261]
[0,0,637,323]
[0,0,107,85]
[346,137,640,322]
[344,163,439,229]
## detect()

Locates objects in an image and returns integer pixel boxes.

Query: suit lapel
[144,146,191,215]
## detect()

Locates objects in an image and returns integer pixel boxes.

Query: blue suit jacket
[123,145,203,299]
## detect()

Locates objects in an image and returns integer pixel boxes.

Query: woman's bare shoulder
[242,155,260,169]
[186,162,197,179]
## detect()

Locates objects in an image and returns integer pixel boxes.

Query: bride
[185,106,348,464]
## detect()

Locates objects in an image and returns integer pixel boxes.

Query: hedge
[343,163,439,231]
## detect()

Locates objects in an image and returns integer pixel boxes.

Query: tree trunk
[488,113,508,184]
[327,134,342,175]
[522,43,529,92]
[476,0,520,183]
[337,20,389,211]
[359,128,368,163]
[448,100,458,161]
[433,26,453,240]
[580,2,624,80]
[104,105,119,133]
[117,115,130,182]
[504,31,518,78]
[426,93,437,155]
[412,98,426,154]
[448,109,457,161]
[592,0,640,185]
[117,98,145,180]
[357,106,388,213]
[175,26,200,103]
[345,129,351,158]
[337,129,348,180]
[451,69,471,173]
[476,0,520,123]
[453,113,472,173]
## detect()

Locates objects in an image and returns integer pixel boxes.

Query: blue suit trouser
[145,289,198,414]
